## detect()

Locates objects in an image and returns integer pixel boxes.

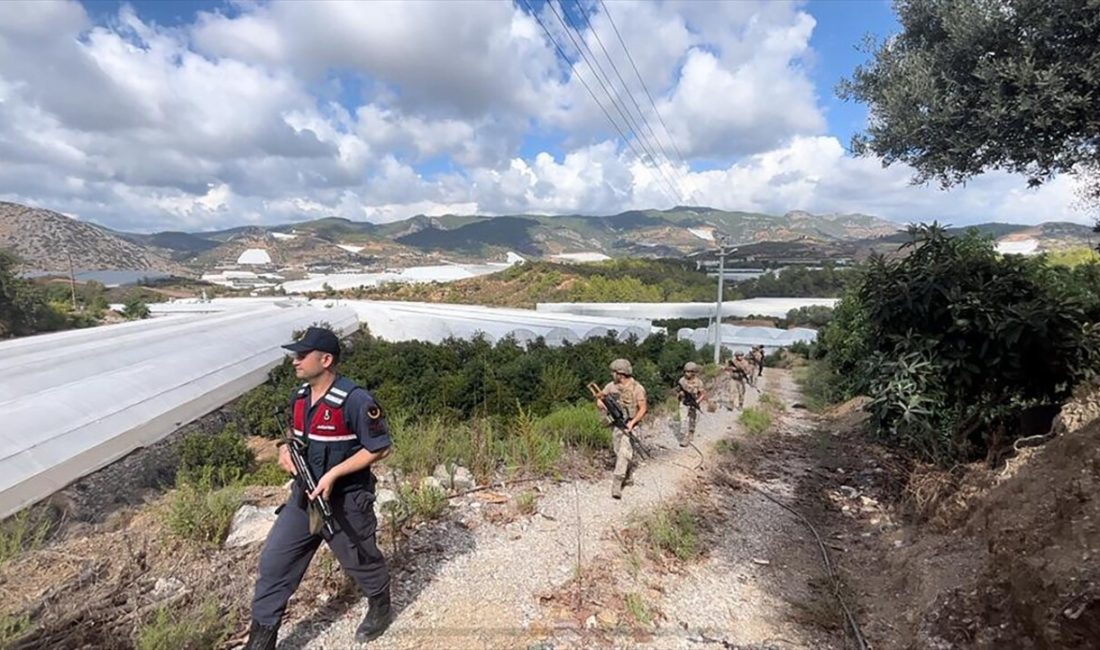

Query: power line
[519,0,667,204]
[598,0,699,204]
[546,0,684,204]
[574,1,691,202]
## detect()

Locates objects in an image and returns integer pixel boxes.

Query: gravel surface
[280,377,762,650]
[642,372,843,650]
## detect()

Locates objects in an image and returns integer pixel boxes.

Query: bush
[121,297,150,320]
[134,598,231,650]
[819,225,1100,464]
[176,426,255,488]
[163,472,242,546]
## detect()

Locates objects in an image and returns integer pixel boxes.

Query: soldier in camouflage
[596,358,648,499]
[728,352,752,410]
[677,361,706,447]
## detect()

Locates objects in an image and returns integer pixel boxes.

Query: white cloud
[0,0,1088,234]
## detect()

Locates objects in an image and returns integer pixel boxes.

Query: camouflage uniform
[677,362,705,447]
[751,346,766,380]
[599,359,647,499]
[728,353,752,409]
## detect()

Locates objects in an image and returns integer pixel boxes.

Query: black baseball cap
[282,326,341,356]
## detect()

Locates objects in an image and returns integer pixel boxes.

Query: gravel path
[641,371,842,650]
[281,376,765,650]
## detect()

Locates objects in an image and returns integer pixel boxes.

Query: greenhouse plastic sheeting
[535,298,838,319]
[0,302,357,519]
[331,300,657,346]
[677,324,819,353]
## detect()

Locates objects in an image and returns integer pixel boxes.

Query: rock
[432,463,476,491]
[421,476,444,492]
[375,488,399,518]
[153,577,186,599]
[584,615,597,629]
[224,505,278,548]
[596,609,619,627]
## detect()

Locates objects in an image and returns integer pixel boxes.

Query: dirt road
[282,371,844,649]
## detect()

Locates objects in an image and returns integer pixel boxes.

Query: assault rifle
[276,407,337,538]
[726,362,760,392]
[587,382,650,459]
[677,378,704,414]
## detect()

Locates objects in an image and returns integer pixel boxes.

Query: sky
[0,0,1085,233]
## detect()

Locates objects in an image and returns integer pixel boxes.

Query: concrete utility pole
[713,236,731,365]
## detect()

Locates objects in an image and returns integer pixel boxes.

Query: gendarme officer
[244,327,394,649]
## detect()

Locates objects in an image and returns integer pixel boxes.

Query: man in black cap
[244,326,395,650]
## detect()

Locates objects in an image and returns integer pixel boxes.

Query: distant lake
[22,269,174,287]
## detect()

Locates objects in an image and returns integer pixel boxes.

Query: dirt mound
[929,419,1100,648]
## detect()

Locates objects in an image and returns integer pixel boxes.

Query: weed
[0,509,52,565]
[715,439,740,455]
[758,392,785,413]
[397,483,448,521]
[502,404,562,476]
[515,490,538,516]
[624,592,652,624]
[739,408,773,435]
[640,506,699,561]
[0,613,31,647]
[133,598,231,650]
[163,472,242,546]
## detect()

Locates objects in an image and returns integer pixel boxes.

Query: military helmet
[734,351,744,357]
[610,358,633,376]
[683,361,700,372]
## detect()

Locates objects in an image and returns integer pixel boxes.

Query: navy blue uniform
[251,376,392,627]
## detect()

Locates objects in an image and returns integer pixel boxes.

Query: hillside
[0,202,187,274]
[3,200,1092,276]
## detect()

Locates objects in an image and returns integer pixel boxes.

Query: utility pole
[713,237,729,365]
[66,250,78,311]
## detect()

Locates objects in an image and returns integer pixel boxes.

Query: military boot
[355,587,394,643]
[611,475,624,499]
[243,620,279,650]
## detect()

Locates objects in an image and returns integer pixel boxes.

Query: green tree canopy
[840,0,1100,197]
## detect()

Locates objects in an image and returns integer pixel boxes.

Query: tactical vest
[290,376,374,493]
[616,380,641,419]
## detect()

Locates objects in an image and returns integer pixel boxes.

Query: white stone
[224,505,278,548]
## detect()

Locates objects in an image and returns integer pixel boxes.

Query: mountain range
[0,200,1093,275]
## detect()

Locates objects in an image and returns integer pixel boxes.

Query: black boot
[355,587,394,643]
[243,620,279,650]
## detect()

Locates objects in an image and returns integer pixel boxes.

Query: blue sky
[0,0,1079,231]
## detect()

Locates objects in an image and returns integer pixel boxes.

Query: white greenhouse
[0,301,357,519]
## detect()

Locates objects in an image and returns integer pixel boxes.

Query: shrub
[133,598,231,650]
[819,224,1100,463]
[163,472,242,546]
[176,426,255,488]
